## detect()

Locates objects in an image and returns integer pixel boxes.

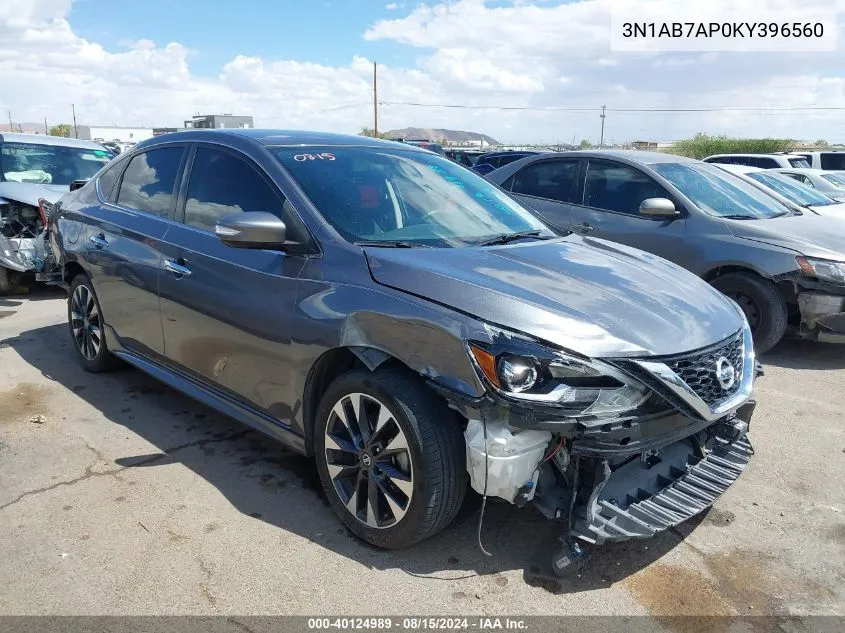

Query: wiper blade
[354,240,432,248]
[721,214,757,220]
[475,230,547,246]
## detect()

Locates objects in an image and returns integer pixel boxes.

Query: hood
[0,182,68,206]
[364,236,743,358]
[724,213,845,260]
[809,202,845,219]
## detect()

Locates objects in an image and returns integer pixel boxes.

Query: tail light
[37,198,52,227]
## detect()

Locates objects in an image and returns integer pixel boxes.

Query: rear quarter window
[820,153,845,170]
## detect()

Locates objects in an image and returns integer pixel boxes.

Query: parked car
[702,153,811,169]
[400,139,445,156]
[51,130,756,574]
[487,150,845,352]
[771,168,845,202]
[473,151,541,175]
[714,163,845,218]
[0,132,113,293]
[445,148,486,168]
[790,150,845,171]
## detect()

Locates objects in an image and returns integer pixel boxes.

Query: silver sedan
[772,168,845,201]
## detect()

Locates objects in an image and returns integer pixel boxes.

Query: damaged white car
[0,133,112,292]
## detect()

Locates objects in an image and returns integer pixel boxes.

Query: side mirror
[215,211,287,249]
[639,197,679,218]
[69,179,89,192]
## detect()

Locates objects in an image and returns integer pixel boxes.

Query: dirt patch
[0,383,51,424]
[824,523,845,546]
[704,508,735,527]
[625,549,836,628]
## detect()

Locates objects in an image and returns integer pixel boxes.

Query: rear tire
[711,272,787,354]
[67,274,121,372]
[315,367,467,549]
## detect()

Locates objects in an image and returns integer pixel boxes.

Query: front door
[505,157,581,234]
[84,145,186,359]
[567,159,689,267]
[157,145,306,422]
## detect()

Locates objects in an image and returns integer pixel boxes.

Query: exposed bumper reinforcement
[572,436,753,543]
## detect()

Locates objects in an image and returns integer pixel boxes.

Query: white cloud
[1,0,845,144]
[385,2,400,10]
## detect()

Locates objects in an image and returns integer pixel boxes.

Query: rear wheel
[314,367,467,549]
[711,272,787,354]
[67,274,121,372]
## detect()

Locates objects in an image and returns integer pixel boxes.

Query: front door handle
[89,233,109,249]
[573,222,594,234]
[163,259,192,278]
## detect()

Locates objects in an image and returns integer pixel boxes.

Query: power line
[379,100,845,113]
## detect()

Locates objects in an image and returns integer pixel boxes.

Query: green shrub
[670,134,793,159]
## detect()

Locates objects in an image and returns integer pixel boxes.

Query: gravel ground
[0,287,843,618]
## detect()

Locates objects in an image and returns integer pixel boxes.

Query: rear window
[819,153,845,170]
[788,158,811,168]
[0,142,112,186]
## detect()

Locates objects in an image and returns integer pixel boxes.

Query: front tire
[68,274,121,372]
[711,272,787,354]
[315,367,467,549]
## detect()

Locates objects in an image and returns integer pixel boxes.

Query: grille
[663,331,744,408]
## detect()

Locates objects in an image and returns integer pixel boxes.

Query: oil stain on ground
[624,549,836,630]
[0,383,50,424]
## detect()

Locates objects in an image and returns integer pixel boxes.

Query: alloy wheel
[70,284,102,361]
[324,393,414,529]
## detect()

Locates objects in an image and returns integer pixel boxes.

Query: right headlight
[797,256,845,285]
[467,327,650,418]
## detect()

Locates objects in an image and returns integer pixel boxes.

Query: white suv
[703,153,811,169]
[789,151,845,171]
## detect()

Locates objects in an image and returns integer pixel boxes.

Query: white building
[77,126,154,144]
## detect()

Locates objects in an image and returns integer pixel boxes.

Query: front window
[275,147,551,247]
[788,158,811,168]
[748,171,836,206]
[821,172,845,188]
[653,163,792,219]
[0,142,112,186]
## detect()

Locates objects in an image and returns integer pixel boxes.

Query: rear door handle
[89,234,109,249]
[163,259,192,278]
[573,222,594,234]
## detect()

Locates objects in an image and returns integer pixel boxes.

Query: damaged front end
[0,197,55,287]
[456,321,757,574]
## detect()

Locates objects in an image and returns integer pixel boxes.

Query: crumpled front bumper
[0,235,38,272]
[572,433,753,543]
[798,292,845,343]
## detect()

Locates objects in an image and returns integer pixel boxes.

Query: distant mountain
[384,127,500,146]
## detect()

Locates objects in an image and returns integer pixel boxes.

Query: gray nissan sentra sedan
[50,130,756,574]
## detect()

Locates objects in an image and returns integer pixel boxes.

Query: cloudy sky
[2,0,844,144]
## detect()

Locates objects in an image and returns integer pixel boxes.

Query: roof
[712,163,762,175]
[137,128,423,151]
[0,132,106,149]
[771,168,837,175]
[553,149,696,164]
[705,152,807,159]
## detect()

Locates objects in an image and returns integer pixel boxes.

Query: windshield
[788,158,811,168]
[821,173,845,188]
[0,142,112,185]
[748,171,835,206]
[275,147,551,247]
[653,162,792,219]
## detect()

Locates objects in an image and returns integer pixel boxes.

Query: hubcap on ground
[71,284,101,361]
[728,292,760,332]
[324,393,414,529]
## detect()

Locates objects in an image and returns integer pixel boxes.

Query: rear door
[84,144,186,359]
[157,144,306,421]
[567,159,689,266]
[504,157,581,233]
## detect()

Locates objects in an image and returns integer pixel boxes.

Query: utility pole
[7,111,12,132]
[44,117,48,135]
[372,62,379,138]
[599,105,606,148]
[72,103,78,138]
